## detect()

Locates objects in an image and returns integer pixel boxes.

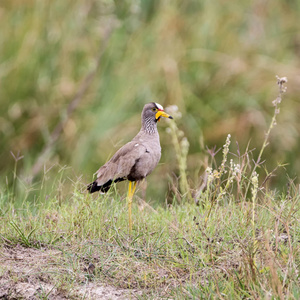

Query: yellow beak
[155,111,173,121]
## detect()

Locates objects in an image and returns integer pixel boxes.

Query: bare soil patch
[0,244,142,299]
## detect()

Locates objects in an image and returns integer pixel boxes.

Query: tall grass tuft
[166,105,192,202]
[194,76,288,227]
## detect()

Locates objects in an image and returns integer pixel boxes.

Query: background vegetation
[0,1,300,298]
[1,0,300,200]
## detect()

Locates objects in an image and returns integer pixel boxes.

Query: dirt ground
[0,244,142,299]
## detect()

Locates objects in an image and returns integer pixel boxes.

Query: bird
[87,102,173,232]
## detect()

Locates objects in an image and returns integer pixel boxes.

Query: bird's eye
[152,108,157,112]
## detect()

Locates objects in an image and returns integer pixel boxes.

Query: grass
[1,173,300,298]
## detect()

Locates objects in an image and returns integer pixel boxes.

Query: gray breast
[127,138,161,181]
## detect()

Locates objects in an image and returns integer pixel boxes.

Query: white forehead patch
[155,103,164,110]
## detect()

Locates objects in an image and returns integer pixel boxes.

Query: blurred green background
[1,0,299,201]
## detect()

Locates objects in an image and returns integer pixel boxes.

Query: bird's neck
[142,118,158,135]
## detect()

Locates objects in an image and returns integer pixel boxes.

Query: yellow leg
[127,181,137,234]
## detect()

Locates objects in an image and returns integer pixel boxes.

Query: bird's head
[142,102,173,123]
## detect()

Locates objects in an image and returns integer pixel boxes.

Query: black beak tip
[168,115,173,119]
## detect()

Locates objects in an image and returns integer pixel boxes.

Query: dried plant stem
[245,76,288,199]
[168,120,192,202]
[251,172,259,266]
[204,134,231,225]
[10,151,24,202]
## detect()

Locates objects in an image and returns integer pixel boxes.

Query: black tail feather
[87,180,112,193]
[87,178,126,194]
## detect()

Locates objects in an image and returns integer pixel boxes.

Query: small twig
[0,233,13,245]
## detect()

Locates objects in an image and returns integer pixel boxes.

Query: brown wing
[95,141,147,186]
